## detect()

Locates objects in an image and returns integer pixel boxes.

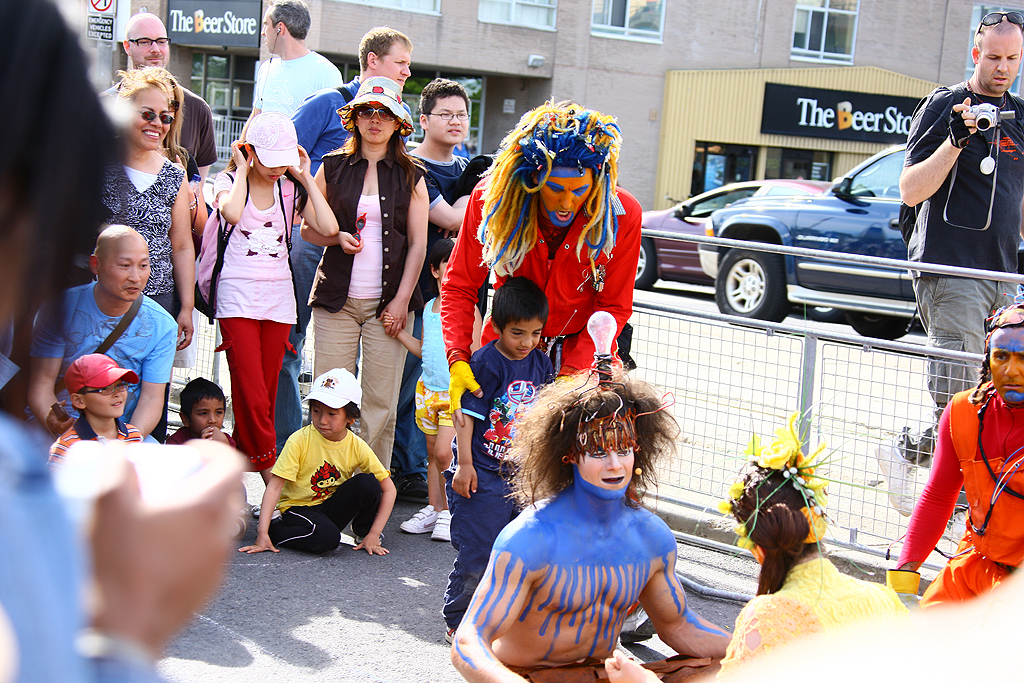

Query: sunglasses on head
[978,11,1024,31]
[355,107,397,122]
[139,109,174,125]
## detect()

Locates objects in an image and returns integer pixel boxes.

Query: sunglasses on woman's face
[355,107,397,123]
[139,109,174,126]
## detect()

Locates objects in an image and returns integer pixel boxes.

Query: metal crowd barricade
[635,231,1024,568]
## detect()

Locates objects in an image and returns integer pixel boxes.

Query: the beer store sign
[167,0,261,48]
[760,83,921,144]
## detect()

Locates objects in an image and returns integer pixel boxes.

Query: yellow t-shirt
[272,424,390,512]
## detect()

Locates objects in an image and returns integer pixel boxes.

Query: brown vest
[309,150,424,316]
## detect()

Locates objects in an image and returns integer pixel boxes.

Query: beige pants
[312,298,411,470]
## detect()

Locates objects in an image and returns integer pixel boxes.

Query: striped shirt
[48,416,143,467]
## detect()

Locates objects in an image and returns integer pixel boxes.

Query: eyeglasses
[427,112,470,122]
[355,107,397,122]
[978,11,1024,32]
[139,110,174,126]
[127,37,171,47]
[81,381,130,396]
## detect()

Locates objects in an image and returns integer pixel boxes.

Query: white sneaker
[401,505,438,534]
[874,443,915,517]
[431,509,452,542]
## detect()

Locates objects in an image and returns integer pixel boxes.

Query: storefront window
[791,0,859,64]
[964,4,1024,95]
[592,0,664,41]
[765,148,833,181]
[691,143,757,195]
[404,73,485,156]
[191,53,258,162]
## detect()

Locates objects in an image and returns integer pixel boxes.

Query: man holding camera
[892,12,1024,482]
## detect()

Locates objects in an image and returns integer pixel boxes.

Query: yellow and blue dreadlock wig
[479,101,622,276]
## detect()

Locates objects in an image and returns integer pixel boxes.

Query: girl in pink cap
[209,112,338,481]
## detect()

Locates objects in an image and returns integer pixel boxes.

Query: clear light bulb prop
[587,311,617,385]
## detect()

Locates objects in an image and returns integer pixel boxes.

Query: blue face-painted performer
[450,374,731,681]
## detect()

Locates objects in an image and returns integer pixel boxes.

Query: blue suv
[699,145,918,339]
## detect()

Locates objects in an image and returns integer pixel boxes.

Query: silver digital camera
[971,103,1016,131]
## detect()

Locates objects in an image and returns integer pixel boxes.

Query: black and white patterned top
[102,160,184,297]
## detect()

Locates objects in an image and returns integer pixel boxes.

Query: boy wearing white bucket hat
[240,368,396,555]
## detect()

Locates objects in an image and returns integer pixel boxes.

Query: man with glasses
[889,11,1024,503]
[28,226,177,442]
[275,28,416,497]
[113,12,217,183]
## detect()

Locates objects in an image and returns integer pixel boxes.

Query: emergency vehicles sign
[167,0,261,48]
[760,83,922,144]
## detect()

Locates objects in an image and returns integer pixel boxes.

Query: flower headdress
[718,413,829,549]
[478,101,622,276]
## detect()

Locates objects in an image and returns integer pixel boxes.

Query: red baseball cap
[65,354,139,394]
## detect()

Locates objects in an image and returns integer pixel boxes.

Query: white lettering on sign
[796,97,911,136]
[169,9,258,36]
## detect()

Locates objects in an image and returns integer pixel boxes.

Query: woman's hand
[293,145,313,185]
[175,307,194,350]
[230,141,249,176]
[338,231,363,255]
[380,299,408,338]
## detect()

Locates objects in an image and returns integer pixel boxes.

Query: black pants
[269,473,382,554]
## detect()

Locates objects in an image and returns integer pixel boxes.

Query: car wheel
[715,249,789,322]
[803,306,846,324]
[844,312,911,340]
[635,237,658,290]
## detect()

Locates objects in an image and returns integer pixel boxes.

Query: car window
[849,150,904,199]
[762,185,811,196]
[690,188,758,218]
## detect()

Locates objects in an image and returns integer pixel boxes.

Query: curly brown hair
[511,374,678,508]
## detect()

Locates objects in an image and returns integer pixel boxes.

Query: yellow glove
[886,569,921,608]
[449,360,481,414]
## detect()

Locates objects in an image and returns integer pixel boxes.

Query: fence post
[798,331,817,453]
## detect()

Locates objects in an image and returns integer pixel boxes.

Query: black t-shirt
[412,154,469,300]
[905,82,1024,272]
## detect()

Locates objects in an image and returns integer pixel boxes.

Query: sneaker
[874,442,915,517]
[395,473,429,502]
[250,505,281,521]
[445,627,456,644]
[431,509,452,542]
[401,505,438,534]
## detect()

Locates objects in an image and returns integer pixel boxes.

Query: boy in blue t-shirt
[443,277,554,638]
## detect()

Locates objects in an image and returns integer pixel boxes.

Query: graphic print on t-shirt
[483,379,539,461]
[310,461,342,500]
[239,221,286,258]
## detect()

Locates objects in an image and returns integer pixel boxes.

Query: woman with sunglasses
[303,76,427,472]
[891,301,1024,607]
[102,68,196,375]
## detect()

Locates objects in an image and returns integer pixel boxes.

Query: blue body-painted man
[450,377,730,681]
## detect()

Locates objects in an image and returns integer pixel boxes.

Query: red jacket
[441,182,642,375]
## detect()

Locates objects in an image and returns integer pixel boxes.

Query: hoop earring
[561,454,573,464]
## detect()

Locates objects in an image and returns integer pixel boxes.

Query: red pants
[216,318,291,470]
[921,532,1012,607]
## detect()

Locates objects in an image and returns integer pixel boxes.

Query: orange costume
[898,389,1024,605]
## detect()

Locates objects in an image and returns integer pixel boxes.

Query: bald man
[29,226,178,439]
[109,12,217,181]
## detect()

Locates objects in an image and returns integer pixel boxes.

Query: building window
[764,148,833,182]
[591,0,664,41]
[479,0,557,29]
[331,0,440,13]
[964,4,1024,94]
[791,0,859,64]
[692,143,758,195]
